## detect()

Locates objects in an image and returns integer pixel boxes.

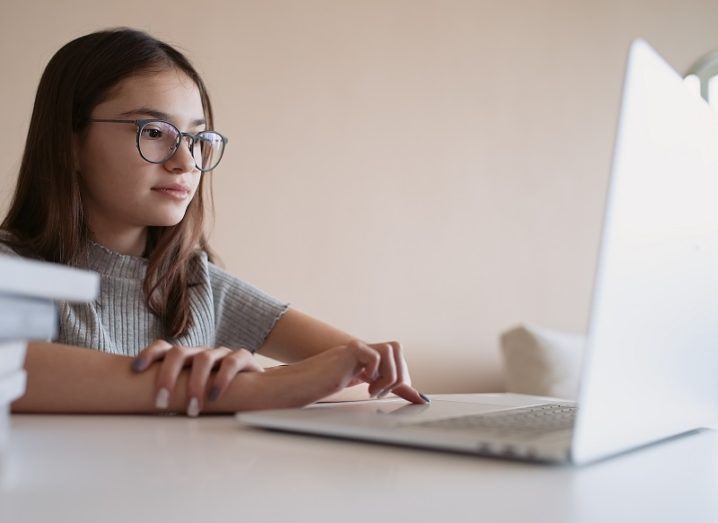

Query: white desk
[1,394,717,523]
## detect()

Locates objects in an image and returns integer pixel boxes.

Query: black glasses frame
[88,118,229,172]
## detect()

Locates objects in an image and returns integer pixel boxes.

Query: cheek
[79,133,150,197]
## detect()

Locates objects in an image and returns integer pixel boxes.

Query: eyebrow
[119,107,206,127]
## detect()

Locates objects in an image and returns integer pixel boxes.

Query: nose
[164,134,197,173]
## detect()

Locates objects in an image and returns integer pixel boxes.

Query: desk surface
[1,394,717,523]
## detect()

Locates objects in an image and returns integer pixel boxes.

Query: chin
[148,212,188,227]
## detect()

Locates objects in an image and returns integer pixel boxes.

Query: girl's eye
[142,128,163,139]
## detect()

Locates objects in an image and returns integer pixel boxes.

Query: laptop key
[411,403,577,438]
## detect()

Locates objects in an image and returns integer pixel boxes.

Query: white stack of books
[0,253,99,480]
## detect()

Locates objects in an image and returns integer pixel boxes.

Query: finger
[354,367,376,384]
[154,345,205,410]
[377,341,405,399]
[348,340,381,385]
[399,353,413,387]
[365,341,401,385]
[345,376,365,387]
[131,338,173,372]
[367,343,397,398]
[383,349,428,404]
[186,347,232,416]
[389,382,429,404]
[207,348,258,403]
[242,355,265,373]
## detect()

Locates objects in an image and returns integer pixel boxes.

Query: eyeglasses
[88,118,228,172]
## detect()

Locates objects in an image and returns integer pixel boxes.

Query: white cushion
[499,324,586,401]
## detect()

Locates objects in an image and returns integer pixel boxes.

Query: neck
[89,224,148,258]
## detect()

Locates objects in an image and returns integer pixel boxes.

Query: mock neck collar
[78,239,149,279]
[78,239,208,280]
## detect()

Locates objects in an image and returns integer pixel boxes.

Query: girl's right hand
[299,339,430,404]
[131,339,265,416]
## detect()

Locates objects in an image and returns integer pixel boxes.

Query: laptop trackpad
[305,399,524,426]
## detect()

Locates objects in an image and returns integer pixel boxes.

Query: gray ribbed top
[0,236,291,357]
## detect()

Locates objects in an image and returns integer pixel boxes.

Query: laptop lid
[571,39,718,465]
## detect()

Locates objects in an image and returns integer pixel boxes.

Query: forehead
[97,68,205,123]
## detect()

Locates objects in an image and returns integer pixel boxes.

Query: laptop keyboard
[411,403,577,438]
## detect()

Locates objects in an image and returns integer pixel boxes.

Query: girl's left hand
[130,339,265,416]
[344,341,414,398]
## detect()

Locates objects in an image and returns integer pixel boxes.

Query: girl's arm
[255,307,374,401]
[256,307,359,363]
[11,341,343,414]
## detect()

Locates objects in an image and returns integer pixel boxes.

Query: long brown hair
[1,27,222,340]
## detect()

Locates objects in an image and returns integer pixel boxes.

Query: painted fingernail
[187,397,199,417]
[155,388,169,409]
[419,392,431,403]
[208,386,220,401]
[131,358,145,372]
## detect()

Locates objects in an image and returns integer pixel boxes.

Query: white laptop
[236,38,718,465]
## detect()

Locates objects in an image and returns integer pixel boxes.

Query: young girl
[2,27,429,417]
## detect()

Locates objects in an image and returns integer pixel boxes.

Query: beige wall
[1,1,717,393]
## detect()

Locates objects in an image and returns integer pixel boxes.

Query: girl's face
[75,68,206,232]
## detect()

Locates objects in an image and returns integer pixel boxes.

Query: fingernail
[377,389,390,399]
[187,397,199,417]
[208,386,220,401]
[131,358,145,372]
[155,388,169,409]
[419,392,431,403]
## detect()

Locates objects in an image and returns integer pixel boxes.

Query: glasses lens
[138,121,180,162]
[192,131,225,171]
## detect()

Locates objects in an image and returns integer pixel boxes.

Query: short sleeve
[208,262,291,354]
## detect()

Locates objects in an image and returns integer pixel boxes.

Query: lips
[152,183,190,193]
[151,183,191,201]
